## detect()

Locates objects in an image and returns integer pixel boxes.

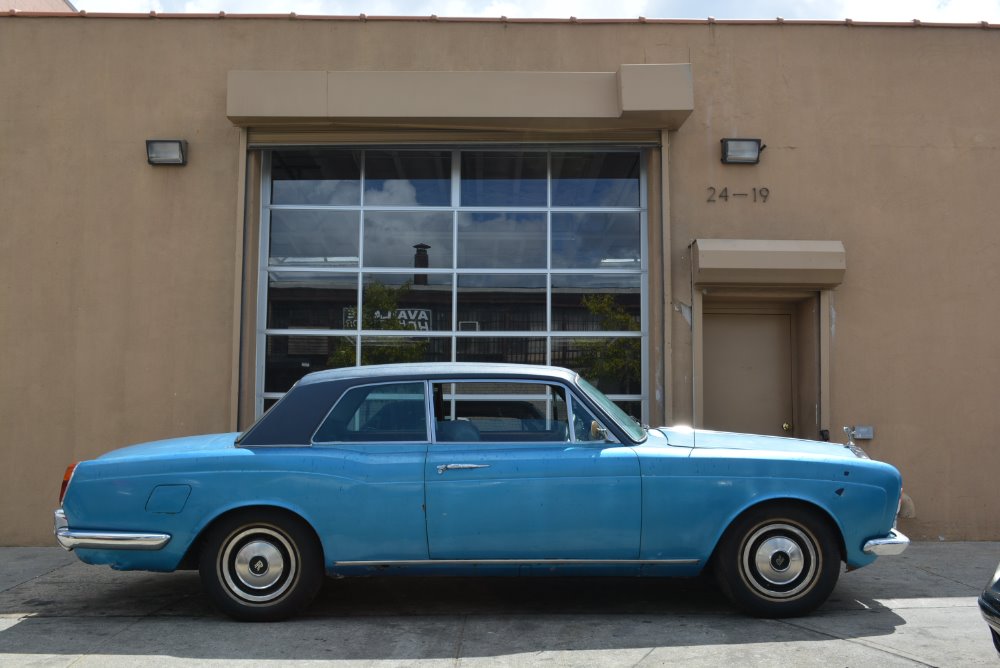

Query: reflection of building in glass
[260,148,645,414]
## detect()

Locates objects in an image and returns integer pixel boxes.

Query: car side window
[432,381,570,443]
[313,381,428,443]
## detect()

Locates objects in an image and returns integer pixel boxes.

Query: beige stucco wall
[1,15,998,544]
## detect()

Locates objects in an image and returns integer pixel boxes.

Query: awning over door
[692,239,846,288]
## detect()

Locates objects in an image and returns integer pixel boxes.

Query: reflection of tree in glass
[328,280,428,367]
[575,294,641,394]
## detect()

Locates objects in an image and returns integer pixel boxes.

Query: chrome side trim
[54,510,171,551]
[863,529,910,556]
[332,558,701,566]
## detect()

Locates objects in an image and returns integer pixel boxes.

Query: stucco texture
[1,15,998,543]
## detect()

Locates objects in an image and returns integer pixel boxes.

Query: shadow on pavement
[0,570,910,661]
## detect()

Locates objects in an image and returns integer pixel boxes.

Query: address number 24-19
[706,187,770,203]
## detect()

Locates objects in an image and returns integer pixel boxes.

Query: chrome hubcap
[741,522,818,600]
[754,537,804,585]
[234,540,284,590]
[220,527,297,604]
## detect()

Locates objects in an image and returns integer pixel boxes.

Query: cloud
[82,0,1000,21]
[71,0,999,40]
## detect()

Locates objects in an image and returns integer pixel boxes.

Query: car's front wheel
[199,508,324,621]
[714,504,841,618]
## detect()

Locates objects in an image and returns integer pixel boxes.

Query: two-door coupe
[55,363,909,621]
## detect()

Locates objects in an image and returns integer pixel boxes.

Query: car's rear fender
[177,503,324,570]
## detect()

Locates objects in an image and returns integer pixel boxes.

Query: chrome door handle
[436,463,490,475]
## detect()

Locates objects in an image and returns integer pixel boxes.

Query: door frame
[688,239,845,438]
[692,287,833,437]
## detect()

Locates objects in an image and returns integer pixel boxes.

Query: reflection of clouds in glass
[551,152,640,208]
[269,210,359,265]
[363,212,453,268]
[461,179,547,207]
[552,213,640,269]
[364,179,420,206]
[552,179,639,207]
[272,179,360,206]
[366,178,450,206]
[458,213,546,269]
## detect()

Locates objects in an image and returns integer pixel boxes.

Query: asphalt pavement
[0,542,997,666]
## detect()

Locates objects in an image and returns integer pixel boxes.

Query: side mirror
[590,420,609,441]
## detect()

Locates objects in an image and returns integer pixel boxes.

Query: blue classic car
[55,363,908,621]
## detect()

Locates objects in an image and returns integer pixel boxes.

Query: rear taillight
[59,463,78,505]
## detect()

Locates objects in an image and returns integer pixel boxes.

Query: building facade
[2,13,998,544]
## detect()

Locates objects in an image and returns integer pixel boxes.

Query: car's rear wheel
[199,508,323,621]
[714,504,841,617]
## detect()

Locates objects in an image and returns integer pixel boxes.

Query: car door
[424,380,641,560]
[309,380,430,561]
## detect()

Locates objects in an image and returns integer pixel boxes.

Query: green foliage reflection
[328,280,429,366]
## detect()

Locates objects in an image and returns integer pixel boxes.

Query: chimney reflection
[413,243,430,285]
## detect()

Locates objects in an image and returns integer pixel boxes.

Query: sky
[75,0,1000,23]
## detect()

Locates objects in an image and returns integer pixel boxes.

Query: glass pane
[315,382,427,443]
[364,150,451,206]
[570,395,616,443]
[551,212,641,269]
[612,400,643,423]
[266,272,358,330]
[360,273,452,331]
[457,212,546,268]
[265,335,355,393]
[457,275,545,332]
[551,152,640,207]
[552,337,642,395]
[271,149,361,205]
[456,337,547,365]
[577,376,645,442]
[269,210,359,267]
[362,211,453,269]
[435,382,568,441]
[552,274,641,332]
[461,151,546,206]
[359,336,452,366]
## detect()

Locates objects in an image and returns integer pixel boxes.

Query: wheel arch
[708,497,847,569]
[177,503,324,570]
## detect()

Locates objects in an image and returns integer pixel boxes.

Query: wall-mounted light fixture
[720,138,764,164]
[146,140,188,165]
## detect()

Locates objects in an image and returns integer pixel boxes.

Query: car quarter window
[313,381,428,443]
[431,381,572,443]
[571,394,618,443]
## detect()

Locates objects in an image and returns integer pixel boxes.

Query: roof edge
[1,11,998,29]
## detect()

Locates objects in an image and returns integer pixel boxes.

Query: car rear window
[313,381,428,442]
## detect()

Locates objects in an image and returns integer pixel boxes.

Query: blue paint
[59,364,904,583]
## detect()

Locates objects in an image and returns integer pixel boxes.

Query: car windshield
[576,376,646,443]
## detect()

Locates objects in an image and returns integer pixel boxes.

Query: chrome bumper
[54,509,171,551]
[862,528,910,556]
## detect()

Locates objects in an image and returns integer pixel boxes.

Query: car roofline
[295,362,580,386]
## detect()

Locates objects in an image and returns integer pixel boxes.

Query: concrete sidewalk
[0,542,997,666]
